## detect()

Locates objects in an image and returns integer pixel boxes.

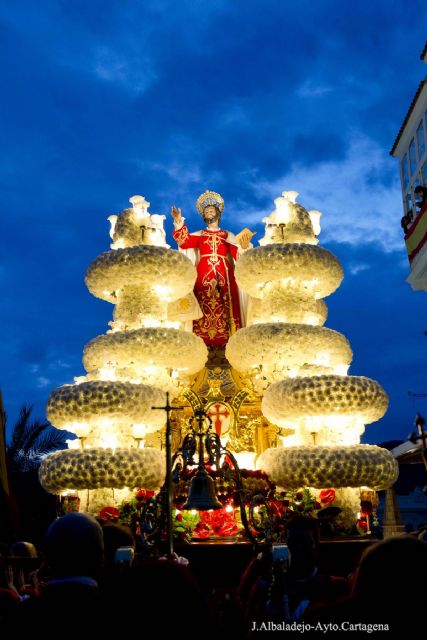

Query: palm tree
[7,405,69,473]
[5,405,70,543]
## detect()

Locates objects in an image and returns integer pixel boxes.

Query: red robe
[173,224,243,346]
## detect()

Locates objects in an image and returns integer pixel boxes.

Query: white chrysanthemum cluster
[247,295,328,326]
[226,325,352,385]
[257,445,398,490]
[258,191,320,246]
[262,375,388,426]
[85,245,196,304]
[76,487,135,517]
[108,195,169,250]
[47,381,165,433]
[83,328,207,376]
[41,194,210,505]
[229,191,397,501]
[39,448,166,492]
[81,327,208,393]
[112,285,168,328]
[235,245,343,300]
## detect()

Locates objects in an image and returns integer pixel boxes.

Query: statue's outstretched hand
[171,205,182,222]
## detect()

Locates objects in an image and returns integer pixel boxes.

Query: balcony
[405,202,427,291]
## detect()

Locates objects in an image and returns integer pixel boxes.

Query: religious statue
[171,190,254,346]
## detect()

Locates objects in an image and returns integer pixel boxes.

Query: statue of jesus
[171,190,253,347]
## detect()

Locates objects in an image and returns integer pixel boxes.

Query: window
[417,121,426,159]
[409,138,417,175]
[406,193,413,215]
[401,153,409,188]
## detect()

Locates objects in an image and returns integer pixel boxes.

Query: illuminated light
[100,435,118,451]
[99,418,114,429]
[315,352,330,366]
[254,506,260,514]
[191,510,198,516]
[66,438,81,450]
[111,239,126,250]
[225,505,233,513]
[66,422,91,438]
[333,364,349,376]
[98,366,117,381]
[308,209,322,236]
[233,451,256,470]
[153,284,172,299]
[108,215,118,239]
[132,423,147,439]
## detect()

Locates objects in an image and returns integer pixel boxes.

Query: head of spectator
[12,541,37,558]
[285,514,320,579]
[45,513,104,580]
[352,535,427,612]
[414,185,427,207]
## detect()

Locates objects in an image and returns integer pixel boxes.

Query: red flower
[295,491,304,501]
[357,519,368,532]
[193,528,210,539]
[176,513,183,522]
[99,506,120,522]
[319,489,336,504]
[136,488,146,500]
[218,522,238,536]
[270,500,286,516]
[313,501,322,510]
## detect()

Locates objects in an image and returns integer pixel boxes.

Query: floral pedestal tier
[39,195,208,513]
[226,191,398,529]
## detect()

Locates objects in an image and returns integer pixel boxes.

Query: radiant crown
[196,190,224,215]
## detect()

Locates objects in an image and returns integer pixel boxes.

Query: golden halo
[196,190,224,214]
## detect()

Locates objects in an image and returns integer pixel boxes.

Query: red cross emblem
[206,402,231,437]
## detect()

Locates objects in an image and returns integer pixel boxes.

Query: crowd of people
[1,512,426,637]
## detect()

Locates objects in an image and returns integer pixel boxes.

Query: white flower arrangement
[235,244,343,299]
[39,447,166,492]
[83,327,207,376]
[112,285,168,328]
[77,487,135,516]
[262,375,388,425]
[85,245,196,303]
[46,381,166,433]
[256,445,398,490]
[226,324,352,380]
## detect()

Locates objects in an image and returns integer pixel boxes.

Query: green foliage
[7,405,69,472]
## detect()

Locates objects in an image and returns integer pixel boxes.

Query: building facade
[391,42,427,291]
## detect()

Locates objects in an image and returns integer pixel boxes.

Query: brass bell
[182,467,222,511]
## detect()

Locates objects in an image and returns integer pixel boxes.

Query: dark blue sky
[1,0,426,443]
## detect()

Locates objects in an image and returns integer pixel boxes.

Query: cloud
[297,81,333,97]
[36,377,51,389]
[348,262,371,276]
[249,133,403,252]
[92,46,157,93]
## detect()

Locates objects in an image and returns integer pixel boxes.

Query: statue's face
[202,205,219,224]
